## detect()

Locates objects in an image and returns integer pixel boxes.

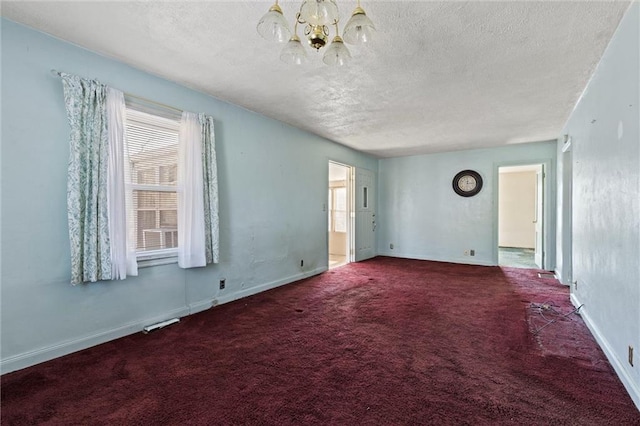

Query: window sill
[137,249,178,268]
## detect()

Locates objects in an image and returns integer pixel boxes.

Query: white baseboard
[188,299,214,315]
[1,267,327,376]
[570,293,640,411]
[215,266,327,306]
[554,268,572,286]
[377,251,495,267]
[0,306,190,375]
[554,268,562,282]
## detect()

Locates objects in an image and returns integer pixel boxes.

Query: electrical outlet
[573,280,578,289]
[390,243,394,249]
[300,259,304,268]
[470,249,475,256]
[629,346,634,366]
[219,279,225,290]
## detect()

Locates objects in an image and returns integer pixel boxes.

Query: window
[363,186,368,209]
[328,186,347,233]
[124,107,180,259]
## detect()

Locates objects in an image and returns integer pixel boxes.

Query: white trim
[0,306,189,375]
[492,158,555,271]
[137,247,179,267]
[215,266,327,306]
[570,293,640,411]
[125,104,181,127]
[0,266,329,375]
[553,269,571,286]
[137,256,178,268]
[189,299,214,315]
[377,251,495,267]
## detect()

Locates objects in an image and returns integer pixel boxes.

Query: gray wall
[0,19,377,372]
[558,2,639,408]
[377,142,557,267]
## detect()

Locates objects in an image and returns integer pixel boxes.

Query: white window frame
[124,101,181,266]
[132,182,179,262]
[328,184,348,234]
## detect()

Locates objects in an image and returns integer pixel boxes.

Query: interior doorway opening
[328,162,354,269]
[498,164,544,269]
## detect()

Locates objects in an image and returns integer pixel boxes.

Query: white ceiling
[1,1,631,158]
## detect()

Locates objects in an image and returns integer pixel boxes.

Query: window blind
[124,108,180,253]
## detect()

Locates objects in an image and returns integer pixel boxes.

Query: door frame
[534,165,544,268]
[327,161,355,267]
[559,138,573,284]
[493,159,555,270]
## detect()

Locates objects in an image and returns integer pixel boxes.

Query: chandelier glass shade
[257,0,375,66]
[343,6,376,45]
[280,35,309,65]
[256,3,291,43]
[322,35,351,66]
[299,0,339,26]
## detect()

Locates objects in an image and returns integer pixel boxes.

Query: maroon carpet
[2,257,639,424]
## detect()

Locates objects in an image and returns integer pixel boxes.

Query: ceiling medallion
[257,0,375,66]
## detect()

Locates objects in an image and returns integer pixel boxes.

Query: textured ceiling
[1,1,631,157]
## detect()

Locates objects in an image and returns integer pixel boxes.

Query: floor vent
[538,272,556,279]
[142,318,179,334]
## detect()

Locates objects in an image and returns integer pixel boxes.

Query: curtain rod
[50,69,184,114]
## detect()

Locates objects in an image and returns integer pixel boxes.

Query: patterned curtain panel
[199,114,219,264]
[61,74,112,284]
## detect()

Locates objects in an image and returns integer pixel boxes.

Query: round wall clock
[452,170,483,197]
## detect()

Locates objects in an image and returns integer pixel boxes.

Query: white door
[355,167,376,261]
[534,166,544,268]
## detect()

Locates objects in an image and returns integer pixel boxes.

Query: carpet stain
[1,257,639,425]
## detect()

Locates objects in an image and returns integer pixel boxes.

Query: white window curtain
[62,73,217,281]
[177,112,219,268]
[106,87,138,279]
[178,112,207,268]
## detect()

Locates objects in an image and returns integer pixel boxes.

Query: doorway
[328,162,354,269]
[498,164,544,269]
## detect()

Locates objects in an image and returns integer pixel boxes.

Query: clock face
[453,170,483,197]
[457,175,477,192]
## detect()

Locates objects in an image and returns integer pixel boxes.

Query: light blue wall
[560,2,639,409]
[377,142,557,267]
[0,19,377,372]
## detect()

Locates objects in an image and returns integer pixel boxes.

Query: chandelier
[257,0,375,66]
